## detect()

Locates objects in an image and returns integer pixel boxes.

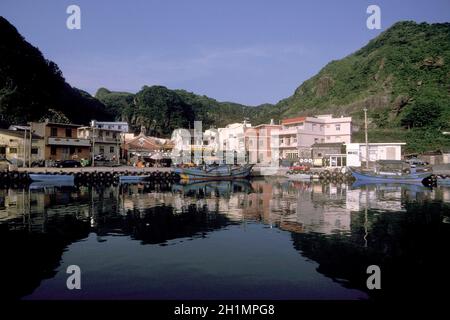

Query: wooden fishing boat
[29,173,75,183]
[348,160,432,184]
[173,164,254,180]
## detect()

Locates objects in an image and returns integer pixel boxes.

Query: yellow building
[0,128,44,165]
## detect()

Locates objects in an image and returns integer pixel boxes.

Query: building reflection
[1,179,448,236]
[0,180,449,300]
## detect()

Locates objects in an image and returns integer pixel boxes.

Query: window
[51,146,57,155]
[31,148,38,155]
[118,125,122,130]
[9,147,18,154]
[106,131,110,136]
[314,138,319,143]
[110,146,115,153]
[335,124,341,131]
[99,146,105,154]
[70,146,75,154]
[50,127,58,137]
[66,128,72,137]
[113,133,117,139]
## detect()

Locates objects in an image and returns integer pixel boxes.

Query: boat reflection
[0,179,449,300]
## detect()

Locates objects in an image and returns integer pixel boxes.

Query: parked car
[289,164,311,171]
[405,158,429,167]
[53,160,82,168]
[94,154,107,161]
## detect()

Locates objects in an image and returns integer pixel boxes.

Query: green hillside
[276,21,450,152]
[1,16,449,152]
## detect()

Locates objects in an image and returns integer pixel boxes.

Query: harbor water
[1,178,449,300]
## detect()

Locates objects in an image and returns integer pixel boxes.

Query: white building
[218,122,251,151]
[218,121,252,163]
[346,142,406,167]
[78,121,129,161]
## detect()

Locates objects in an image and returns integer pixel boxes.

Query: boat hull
[29,174,74,183]
[286,173,313,181]
[437,177,450,186]
[174,164,253,180]
[119,175,151,183]
[349,168,431,184]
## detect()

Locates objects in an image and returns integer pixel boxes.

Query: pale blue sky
[1,0,449,105]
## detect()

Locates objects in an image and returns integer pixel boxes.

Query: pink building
[245,122,281,165]
[273,114,352,160]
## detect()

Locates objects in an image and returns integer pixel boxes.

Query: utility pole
[364,107,369,169]
[91,120,96,167]
[29,128,32,168]
[23,128,27,168]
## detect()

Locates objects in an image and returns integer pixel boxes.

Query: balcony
[48,137,91,147]
[93,136,120,143]
[276,127,298,135]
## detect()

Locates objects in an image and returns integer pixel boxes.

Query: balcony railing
[276,127,298,135]
[93,136,120,143]
[48,137,91,147]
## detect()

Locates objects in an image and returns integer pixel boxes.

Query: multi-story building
[272,114,352,160]
[30,121,91,161]
[218,121,252,163]
[245,121,281,165]
[0,128,44,165]
[77,121,125,161]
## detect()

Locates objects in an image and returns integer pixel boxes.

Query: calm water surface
[1,178,449,300]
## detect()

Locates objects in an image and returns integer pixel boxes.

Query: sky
[1,0,449,105]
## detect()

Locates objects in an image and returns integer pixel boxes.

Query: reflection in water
[0,179,449,300]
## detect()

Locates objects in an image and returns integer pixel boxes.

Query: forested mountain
[1,16,449,151]
[0,16,112,127]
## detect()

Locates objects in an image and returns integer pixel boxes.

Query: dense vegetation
[1,16,449,152]
[0,17,112,127]
[276,21,450,152]
[96,86,284,135]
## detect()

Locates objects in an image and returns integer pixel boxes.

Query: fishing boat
[437,177,450,186]
[173,164,254,180]
[29,181,75,189]
[348,160,432,184]
[119,175,152,183]
[29,173,75,183]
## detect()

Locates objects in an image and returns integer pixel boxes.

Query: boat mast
[364,107,369,169]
